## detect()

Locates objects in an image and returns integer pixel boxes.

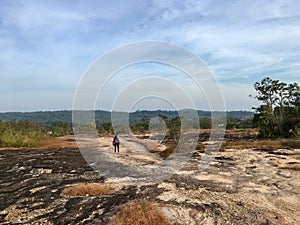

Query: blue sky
[1,0,300,112]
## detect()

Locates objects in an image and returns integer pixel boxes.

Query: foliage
[226,118,253,129]
[130,116,150,134]
[0,120,43,147]
[199,117,211,129]
[252,77,300,137]
[0,109,253,123]
[0,120,73,147]
[44,121,73,136]
[166,116,181,140]
[96,122,113,135]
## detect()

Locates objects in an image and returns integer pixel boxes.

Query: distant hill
[0,111,73,123]
[0,110,253,123]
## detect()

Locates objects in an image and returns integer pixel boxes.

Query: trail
[99,136,162,166]
[75,136,168,184]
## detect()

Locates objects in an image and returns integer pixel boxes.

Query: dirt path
[98,136,162,165]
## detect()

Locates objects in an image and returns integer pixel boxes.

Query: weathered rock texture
[0,140,299,224]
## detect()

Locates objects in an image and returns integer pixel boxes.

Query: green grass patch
[0,121,43,148]
[0,130,41,148]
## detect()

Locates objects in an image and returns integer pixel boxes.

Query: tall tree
[252,77,300,137]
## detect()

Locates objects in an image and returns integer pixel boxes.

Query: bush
[44,121,73,137]
[0,120,42,148]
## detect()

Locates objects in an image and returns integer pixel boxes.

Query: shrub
[0,121,42,148]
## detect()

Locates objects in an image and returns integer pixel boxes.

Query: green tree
[167,117,181,140]
[252,77,300,137]
[199,117,211,129]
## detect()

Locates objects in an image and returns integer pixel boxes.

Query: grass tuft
[108,200,172,225]
[62,183,110,196]
[159,143,177,158]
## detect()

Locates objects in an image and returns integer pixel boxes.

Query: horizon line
[0,108,255,114]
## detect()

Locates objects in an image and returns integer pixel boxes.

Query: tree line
[0,109,253,123]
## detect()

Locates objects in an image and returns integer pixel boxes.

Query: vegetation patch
[159,143,177,159]
[252,77,300,138]
[222,139,283,150]
[62,183,111,197]
[221,138,300,150]
[282,139,300,149]
[195,142,205,151]
[108,200,172,225]
[0,120,42,148]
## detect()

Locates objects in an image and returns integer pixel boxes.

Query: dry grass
[282,139,300,149]
[225,128,259,137]
[37,136,78,149]
[37,135,102,149]
[159,143,177,159]
[108,200,172,225]
[221,138,300,150]
[195,142,205,151]
[62,183,110,196]
[222,138,290,150]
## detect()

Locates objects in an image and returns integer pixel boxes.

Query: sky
[1,0,300,112]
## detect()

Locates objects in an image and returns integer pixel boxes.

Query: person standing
[112,133,120,153]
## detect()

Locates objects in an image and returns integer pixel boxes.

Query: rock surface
[0,136,300,224]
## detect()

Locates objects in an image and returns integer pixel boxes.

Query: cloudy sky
[1,0,300,112]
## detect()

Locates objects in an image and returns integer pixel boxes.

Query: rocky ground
[0,135,299,224]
